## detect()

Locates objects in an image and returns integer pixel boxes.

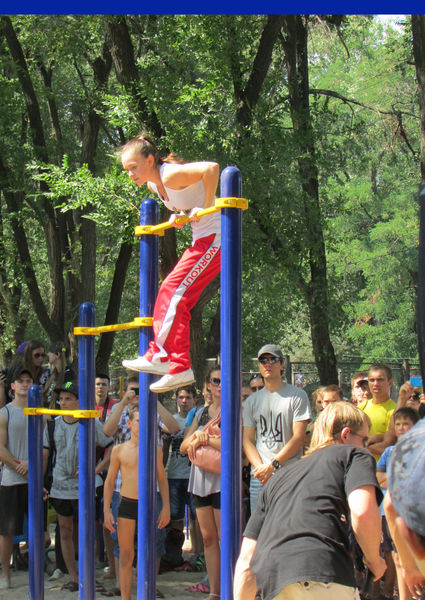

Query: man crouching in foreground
[234,402,386,600]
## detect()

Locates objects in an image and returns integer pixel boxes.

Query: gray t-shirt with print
[243,383,311,468]
[43,416,113,499]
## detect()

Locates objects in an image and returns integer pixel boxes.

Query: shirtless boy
[103,407,170,600]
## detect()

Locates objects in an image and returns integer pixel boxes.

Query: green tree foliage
[0,14,422,384]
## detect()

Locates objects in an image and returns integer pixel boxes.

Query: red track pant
[144,233,221,374]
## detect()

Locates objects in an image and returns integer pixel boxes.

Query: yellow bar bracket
[24,408,100,418]
[134,197,248,237]
[73,317,153,336]
[215,197,248,210]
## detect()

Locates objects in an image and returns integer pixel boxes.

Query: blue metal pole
[137,199,159,600]
[78,302,96,600]
[417,184,425,384]
[28,384,44,600]
[220,167,243,600]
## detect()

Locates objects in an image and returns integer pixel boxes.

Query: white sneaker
[149,369,195,393]
[122,357,169,375]
[48,568,64,581]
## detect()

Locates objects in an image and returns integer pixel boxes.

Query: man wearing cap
[384,418,425,598]
[43,381,113,591]
[0,368,33,589]
[243,344,311,512]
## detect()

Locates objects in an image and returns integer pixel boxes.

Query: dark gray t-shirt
[245,444,382,600]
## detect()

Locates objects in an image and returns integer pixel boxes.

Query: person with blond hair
[234,402,386,600]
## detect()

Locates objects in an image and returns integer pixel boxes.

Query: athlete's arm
[162,162,219,208]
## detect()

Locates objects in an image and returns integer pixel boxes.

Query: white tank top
[149,163,220,242]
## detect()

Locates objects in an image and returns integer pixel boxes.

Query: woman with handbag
[180,367,221,600]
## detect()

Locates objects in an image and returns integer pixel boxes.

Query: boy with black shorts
[43,382,113,591]
[104,406,170,600]
[0,368,33,589]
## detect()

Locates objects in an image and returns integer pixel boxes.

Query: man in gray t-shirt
[0,368,33,589]
[243,344,311,512]
[43,382,113,590]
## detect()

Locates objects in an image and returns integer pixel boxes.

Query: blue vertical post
[137,199,159,600]
[78,302,96,600]
[417,184,425,384]
[28,384,44,600]
[220,167,243,600]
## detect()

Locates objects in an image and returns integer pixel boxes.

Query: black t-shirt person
[244,444,382,600]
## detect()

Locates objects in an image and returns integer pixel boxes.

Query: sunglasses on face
[250,385,264,391]
[259,356,280,365]
[209,377,221,386]
[130,388,139,395]
[34,353,45,359]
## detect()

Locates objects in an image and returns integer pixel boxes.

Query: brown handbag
[191,410,221,474]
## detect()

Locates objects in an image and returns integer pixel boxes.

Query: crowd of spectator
[0,340,424,600]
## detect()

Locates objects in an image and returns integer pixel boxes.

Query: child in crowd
[376,407,420,600]
[306,385,344,447]
[103,407,170,600]
[315,384,344,411]
[43,382,113,591]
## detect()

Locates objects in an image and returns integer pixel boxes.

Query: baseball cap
[13,368,33,382]
[388,418,425,536]
[55,381,79,398]
[257,344,284,360]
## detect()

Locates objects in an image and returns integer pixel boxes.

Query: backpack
[44,419,56,492]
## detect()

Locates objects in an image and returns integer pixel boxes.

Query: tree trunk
[1,16,66,339]
[104,16,164,138]
[79,41,113,307]
[0,157,62,341]
[96,242,134,374]
[412,15,425,182]
[190,277,220,388]
[281,15,337,384]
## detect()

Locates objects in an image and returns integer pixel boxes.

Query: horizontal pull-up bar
[73,316,153,337]
[134,197,248,236]
[24,407,100,418]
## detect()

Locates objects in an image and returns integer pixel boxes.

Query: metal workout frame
[27,166,244,600]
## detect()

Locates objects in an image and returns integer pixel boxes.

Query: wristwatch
[271,459,280,470]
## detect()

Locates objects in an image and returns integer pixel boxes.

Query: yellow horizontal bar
[135,197,248,236]
[215,197,248,210]
[74,317,153,336]
[24,408,100,418]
